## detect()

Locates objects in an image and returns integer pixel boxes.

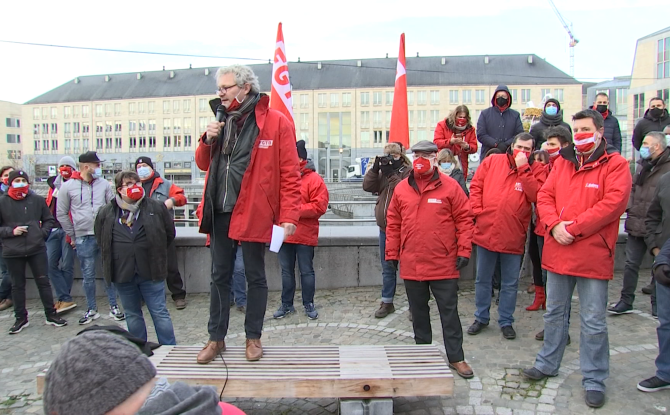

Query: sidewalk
[0,271,664,414]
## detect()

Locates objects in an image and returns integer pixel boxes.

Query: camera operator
[363,142,411,318]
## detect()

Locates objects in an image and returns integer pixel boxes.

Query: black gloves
[380,163,395,177]
[372,156,381,173]
[653,264,670,287]
[456,257,469,270]
[389,260,399,271]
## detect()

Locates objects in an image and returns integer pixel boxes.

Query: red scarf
[8,186,29,200]
[592,105,609,120]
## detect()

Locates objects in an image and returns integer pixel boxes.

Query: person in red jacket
[273,140,329,320]
[385,140,475,379]
[433,105,478,178]
[135,156,188,310]
[523,110,632,409]
[194,65,302,364]
[467,133,543,340]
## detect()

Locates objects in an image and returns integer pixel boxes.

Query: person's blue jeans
[655,280,670,382]
[379,230,397,303]
[535,272,609,392]
[0,245,11,301]
[115,274,176,345]
[474,245,522,327]
[230,246,247,307]
[46,228,75,302]
[279,243,316,306]
[75,235,117,310]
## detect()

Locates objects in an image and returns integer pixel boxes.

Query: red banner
[389,33,409,149]
[270,22,295,127]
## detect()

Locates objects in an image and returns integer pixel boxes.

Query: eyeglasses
[216,84,239,94]
[121,183,137,188]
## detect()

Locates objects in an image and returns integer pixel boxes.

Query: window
[105,137,112,149]
[95,105,103,117]
[73,122,80,134]
[73,105,80,118]
[114,122,122,134]
[318,93,327,108]
[360,131,370,147]
[34,140,39,151]
[553,89,564,103]
[52,139,59,150]
[430,90,440,105]
[105,121,112,134]
[82,105,89,118]
[521,89,531,103]
[51,107,57,119]
[373,130,384,145]
[409,110,414,127]
[184,118,191,133]
[197,98,206,112]
[462,90,472,104]
[173,100,180,113]
[634,93,646,119]
[137,137,145,148]
[199,117,208,132]
[64,106,71,118]
[43,140,49,151]
[82,123,90,135]
[509,89,518,103]
[42,123,49,134]
[410,130,416,146]
[175,135,182,147]
[33,108,39,120]
[104,104,111,117]
[330,93,339,107]
[657,88,670,104]
[149,137,156,148]
[114,103,121,115]
[82,139,89,150]
[184,135,192,148]
[360,92,370,106]
[476,90,486,104]
[300,94,309,109]
[138,102,145,114]
[342,93,351,107]
[173,118,181,134]
[183,100,191,113]
[139,120,147,132]
[430,110,440,125]
[657,37,670,79]
[73,139,80,151]
[386,91,394,106]
[149,119,156,132]
[115,137,122,149]
[33,124,39,135]
[360,111,370,128]
[373,111,383,128]
[51,123,58,134]
[164,136,171,148]
[6,134,20,143]
[163,101,170,113]
[95,122,103,136]
[417,91,427,105]
[64,122,71,137]
[5,118,20,128]
[449,90,458,104]
[385,111,392,128]
[408,91,414,106]
[373,92,382,106]
[163,119,171,132]
[148,101,155,114]
[418,110,427,128]
[129,137,137,148]
[300,113,309,130]
[42,108,48,119]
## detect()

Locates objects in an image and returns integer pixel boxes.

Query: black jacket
[0,192,55,258]
[632,108,670,151]
[476,85,524,157]
[449,168,469,197]
[95,197,175,284]
[529,114,572,150]
[645,170,670,254]
[602,112,623,154]
[625,148,670,238]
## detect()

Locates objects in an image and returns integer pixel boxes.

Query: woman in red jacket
[273,140,329,321]
[434,105,478,178]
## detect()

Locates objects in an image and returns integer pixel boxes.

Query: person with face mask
[45,156,78,315]
[94,171,176,345]
[434,105,478,177]
[529,98,572,150]
[607,132,670,317]
[385,140,475,379]
[467,133,545,341]
[632,97,670,151]
[437,149,468,196]
[0,170,67,334]
[57,151,125,325]
[0,166,15,311]
[135,156,188,310]
[476,85,524,158]
[523,109,631,409]
[592,92,622,154]
[363,142,412,318]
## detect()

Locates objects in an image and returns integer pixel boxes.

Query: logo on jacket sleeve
[427,198,442,204]
[259,140,274,149]
[585,183,599,189]
[514,182,523,192]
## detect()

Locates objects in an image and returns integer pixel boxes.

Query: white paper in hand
[269,225,285,253]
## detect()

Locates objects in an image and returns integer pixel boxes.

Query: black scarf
[540,109,564,126]
[221,94,259,155]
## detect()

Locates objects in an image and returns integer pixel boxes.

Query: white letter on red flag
[389,33,409,149]
[270,22,295,127]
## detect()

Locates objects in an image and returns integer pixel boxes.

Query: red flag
[389,33,409,149]
[270,22,295,127]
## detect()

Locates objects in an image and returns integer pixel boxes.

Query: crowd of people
[2,65,669,413]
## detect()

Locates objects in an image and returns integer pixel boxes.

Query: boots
[526,286,546,311]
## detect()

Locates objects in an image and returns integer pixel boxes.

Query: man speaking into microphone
[195,65,301,363]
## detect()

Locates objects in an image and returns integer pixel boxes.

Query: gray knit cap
[58,156,77,169]
[43,331,156,415]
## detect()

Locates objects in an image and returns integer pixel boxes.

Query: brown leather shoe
[374,302,395,318]
[0,299,13,311]
[246,338,263,361]
[449,361,474,379]
[196,340,226,364]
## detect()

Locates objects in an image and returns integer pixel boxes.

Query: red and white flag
[389,33,409,149]
[270,22,295,127]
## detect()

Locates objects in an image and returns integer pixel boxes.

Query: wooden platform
[37,344,453,398]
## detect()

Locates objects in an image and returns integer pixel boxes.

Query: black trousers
[5,250,56,319]
[528,229,544,287]
[166,241,186,300]
[405,278,464,363]
[208,212,267,341]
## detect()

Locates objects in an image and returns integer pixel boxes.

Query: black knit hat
[135,156,154,170]
[43,331,156,415]
[296,140,307,160]
[8,170,29,185]
[545,98,561,112]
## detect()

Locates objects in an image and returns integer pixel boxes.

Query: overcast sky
[1,0,668,104]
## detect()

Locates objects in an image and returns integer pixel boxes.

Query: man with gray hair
[195,64,301,363]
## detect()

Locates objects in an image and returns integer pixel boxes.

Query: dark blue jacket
[602,112,622,154]
[477,85,524,158]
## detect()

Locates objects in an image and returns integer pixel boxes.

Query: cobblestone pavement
[0,272,666,414]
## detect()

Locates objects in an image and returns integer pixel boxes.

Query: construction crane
[547,0,579,77]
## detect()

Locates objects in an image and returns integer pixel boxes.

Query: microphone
[213,105,226,144]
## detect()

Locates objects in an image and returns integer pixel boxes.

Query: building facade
[0,100,23,168]
[586,76,631,157]
[22,54,581,182]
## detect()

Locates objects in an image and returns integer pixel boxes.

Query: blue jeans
[279,243,316,306]
[0,246,11,300]
[115,274,176,345]
[474,245,522,327]
[75,235,117,310]
[535,272,609,392]
[656,281,670,382]
[46,229,75,302]
[379,230,397,303]
[230,247,247,307]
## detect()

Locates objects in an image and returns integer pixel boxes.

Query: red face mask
[125,185,144,201]
[1,177,8,186]
[573,132,597,154]
[513,149,531,160]
[8,184,29,200]
[413,157,433,175]
[547,147,560,158]
[59,166,73,179]
[455,117,467,127]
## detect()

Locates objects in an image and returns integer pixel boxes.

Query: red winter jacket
[285,160,329,246]
[433,120,478,175]
[537,142,631,280]
[385,170,474,281]
[470,153,543,254]
[195,95,302,243]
